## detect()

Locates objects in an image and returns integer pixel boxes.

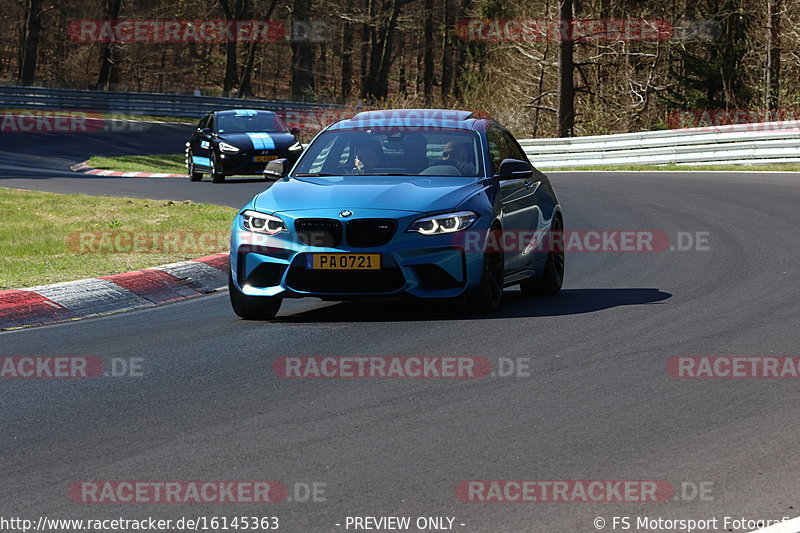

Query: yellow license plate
[308,254,381,270]
[253,155,278,162]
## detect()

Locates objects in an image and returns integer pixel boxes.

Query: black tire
[229,271,282,320]
[520,215,564,296]
[187,151,203,181]
[466,244,504,314]
[210,154,225,183]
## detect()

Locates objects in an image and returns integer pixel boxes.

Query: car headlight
[241,210,287,235]
[288,141,303,152]
[407,211,477,235]
[219,141,240,153]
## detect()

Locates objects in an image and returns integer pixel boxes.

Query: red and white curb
[0,254,228,331]
[70,160,185,178]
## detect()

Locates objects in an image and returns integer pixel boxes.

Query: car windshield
[292,129,484,177]
[216,112,288,133]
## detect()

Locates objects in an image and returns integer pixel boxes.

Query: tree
[557,0,575,137]
[423,0,434,104]
[239,0,279,97]
[219,0,249,96]
[766,0,781,110]
[19,0,43,85]
[96,0,123,91]
[291,0,315,99]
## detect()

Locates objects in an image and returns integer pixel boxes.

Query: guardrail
[519,121,800,167]
[3,86,797,167]
[0,85,339,118]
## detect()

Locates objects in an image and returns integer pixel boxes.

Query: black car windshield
[216,112,289,133]
[292,129,484,177]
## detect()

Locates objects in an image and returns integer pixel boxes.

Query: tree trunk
[219,0,248,96]
[557,0,575,137]
[341,22,354,99]
[440,0,453,103]
[96,0,123,91]
[239,0,279,97]
[19,0,44,86]
[398,32,406,96]
[359,0,372,99]
[373,0,404,98]
[766,0,781,110]
[291,0,315,99]
[423,0,434,105]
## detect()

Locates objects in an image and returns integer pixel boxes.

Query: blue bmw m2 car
[228,109,563,319]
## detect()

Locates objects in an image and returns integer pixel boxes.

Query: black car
[185,109,303,183]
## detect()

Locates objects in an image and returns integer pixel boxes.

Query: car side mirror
[289,126,301,136]
[498,158,533,180]
[264,158,289,179]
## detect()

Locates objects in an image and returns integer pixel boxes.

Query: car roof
[327,109,487,131]
[215,109,277,116]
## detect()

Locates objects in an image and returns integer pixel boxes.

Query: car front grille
[345,219,397,247]
[294,218,398,248]
[295,219,343,247]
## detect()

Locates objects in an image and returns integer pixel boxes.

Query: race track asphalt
[2,127,800,532]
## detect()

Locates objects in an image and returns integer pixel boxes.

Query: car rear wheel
[229,271,282,320]
[467,245,504,314]
[520,215,564,296]
[211,154,225,183]
[187,151,203,181]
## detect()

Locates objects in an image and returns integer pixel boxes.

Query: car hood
[217,132,295,150]
[253,175,487,215]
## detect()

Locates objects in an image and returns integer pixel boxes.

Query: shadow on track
[271,288,672,323]
[197,179,271,184]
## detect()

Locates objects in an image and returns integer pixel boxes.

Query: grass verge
[0,187,236,289]
[85,154,186,174]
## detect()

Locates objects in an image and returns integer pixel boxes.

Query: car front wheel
[467,245,504,314]
[211,154,225,183]
[229,271,282,319]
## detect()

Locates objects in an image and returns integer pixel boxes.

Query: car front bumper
[230,208,488,300]
[218,149,300,175]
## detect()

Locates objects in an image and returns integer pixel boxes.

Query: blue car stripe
[192,155,211,167]
[245,132,276,151]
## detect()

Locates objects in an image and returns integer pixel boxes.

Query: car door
[502,125,551,267]
[487,124,537,272]
[190,114,213,169]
